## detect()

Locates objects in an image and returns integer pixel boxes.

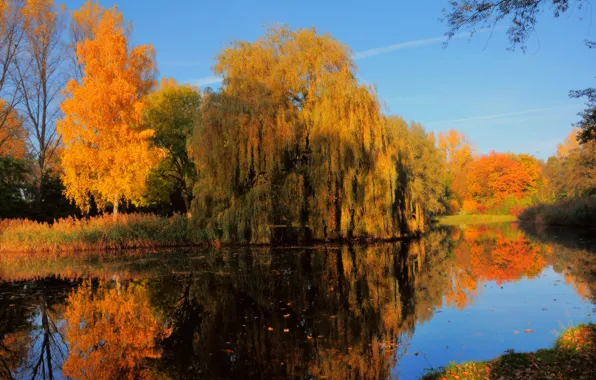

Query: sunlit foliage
[438,129,473,206]
[143,78,201,213]
[68,0,103,81]
[462,151,545,214]
[190,26,445,243]
[58,5,162,213]
[546,131,596,200]
[0,100,26,158]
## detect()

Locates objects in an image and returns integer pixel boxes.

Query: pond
[0,222,594,379]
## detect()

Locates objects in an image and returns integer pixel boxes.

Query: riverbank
[436,214,517,226]
[518,198,596,227]
[0,213,427,253]
[423,323,596,380]
[0,214,204,253]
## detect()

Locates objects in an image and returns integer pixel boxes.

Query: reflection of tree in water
[151,230,452,379]
[443,224,549,309]
[63,280,170,380]
[520,223,596,302]
[0,223,595,379]
[0,277,70,379]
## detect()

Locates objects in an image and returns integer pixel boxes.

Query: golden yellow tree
[58,6,162,213]
[556,127,580,158]
[191,26,446,243]
[438,129,473,204]
[68,0,104,81]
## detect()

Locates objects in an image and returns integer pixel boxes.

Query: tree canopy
[190,26,445,243]
[58,5,162,213]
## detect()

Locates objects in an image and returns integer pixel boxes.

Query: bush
[0,213,205,253]
[518,198,596,227]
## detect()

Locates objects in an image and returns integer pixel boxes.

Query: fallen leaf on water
[524,329,534,333]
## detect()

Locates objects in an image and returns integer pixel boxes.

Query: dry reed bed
[0,213,202,253]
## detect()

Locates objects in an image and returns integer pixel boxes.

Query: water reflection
[0,223,594,379]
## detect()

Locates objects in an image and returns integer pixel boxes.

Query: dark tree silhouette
[442,0,584,52]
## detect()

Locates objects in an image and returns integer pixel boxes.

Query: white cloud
[193,75,223,87]
[353,29,494,60]
[425,105,580,126]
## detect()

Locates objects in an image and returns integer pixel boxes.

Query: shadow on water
[0,222,594,379]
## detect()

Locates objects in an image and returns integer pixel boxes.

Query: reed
[0,213,204,253]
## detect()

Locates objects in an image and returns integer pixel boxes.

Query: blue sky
[64,0,595,159]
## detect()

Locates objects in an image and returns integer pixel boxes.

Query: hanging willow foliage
[189,26,446,243]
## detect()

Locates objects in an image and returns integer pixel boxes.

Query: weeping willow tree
[190,27,446,243]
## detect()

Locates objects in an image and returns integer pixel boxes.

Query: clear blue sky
[64,0,595,159]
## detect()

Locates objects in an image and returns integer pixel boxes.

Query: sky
[63,0,595,159]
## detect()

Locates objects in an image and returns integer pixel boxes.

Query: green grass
[422,324,596,380]
[436,214,517,226]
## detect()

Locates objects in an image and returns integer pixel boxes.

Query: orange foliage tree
[58,6,162,213]
[63,280,170,380]
[0,100,26,158]
[466,152,540,204]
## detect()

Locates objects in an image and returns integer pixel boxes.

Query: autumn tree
[438,129,473,204]
[191,26,445,243]
[557,128,581,158]
[0,101,26,158]
[68,0,103,82]
[466,152,541,204]
[546,139,596,199]
[386,117,447,231]
[143,78,200,213]
[58,6,162,214]
[14,0,67,214]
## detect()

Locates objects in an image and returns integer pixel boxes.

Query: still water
[0,222,594,379]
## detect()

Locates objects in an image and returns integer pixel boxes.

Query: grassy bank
[423,324,596,380]
[518,198,596,227]
[436,214,517,226]
[0,214,204,253]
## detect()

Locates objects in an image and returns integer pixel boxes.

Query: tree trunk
[182,190,191,216]
[113,196,119,217]
[34,162,44,216]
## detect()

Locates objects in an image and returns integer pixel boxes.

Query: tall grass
[518,198,596,227]
[0,213,205,253]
